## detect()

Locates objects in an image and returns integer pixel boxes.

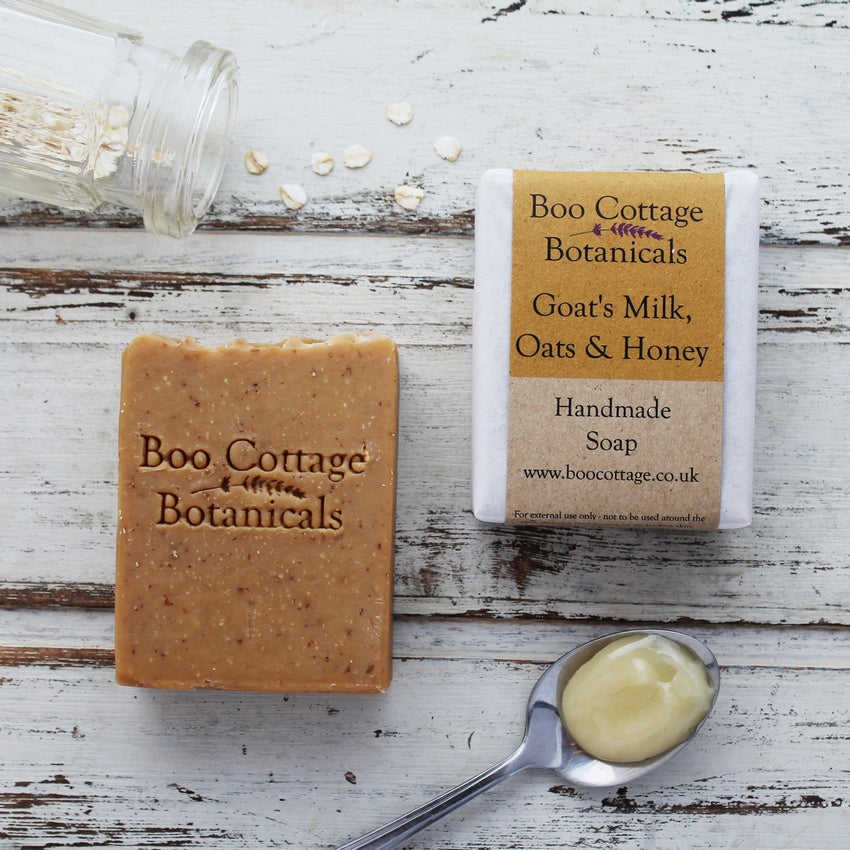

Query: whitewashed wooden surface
[1,1,849,848]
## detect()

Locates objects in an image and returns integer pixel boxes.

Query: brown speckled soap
[115,333,398,692]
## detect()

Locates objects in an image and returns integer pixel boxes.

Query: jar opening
[189,68,237,222]
[139,41,237,238]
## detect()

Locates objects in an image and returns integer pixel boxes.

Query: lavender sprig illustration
[570,222,665,240]
[192,475,307,499]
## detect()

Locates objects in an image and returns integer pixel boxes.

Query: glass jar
[0,0,238,237]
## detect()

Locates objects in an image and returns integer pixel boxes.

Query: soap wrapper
[472,170,758,530]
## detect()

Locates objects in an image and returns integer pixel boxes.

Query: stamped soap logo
[135,434,367,531]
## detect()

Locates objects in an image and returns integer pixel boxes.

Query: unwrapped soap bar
[472,170,759,530]
[115,333,399,692]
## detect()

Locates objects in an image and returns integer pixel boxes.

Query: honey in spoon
[560,632,716,763]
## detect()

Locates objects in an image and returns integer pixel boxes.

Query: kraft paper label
[506,171,725,529]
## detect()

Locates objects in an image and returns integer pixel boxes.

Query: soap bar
[472,170,759,530]
[115,333,399,692]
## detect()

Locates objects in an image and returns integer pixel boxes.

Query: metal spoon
[336,628,719,850]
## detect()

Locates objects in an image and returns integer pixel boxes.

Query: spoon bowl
[336,628,720,850]
[532,628,720,787]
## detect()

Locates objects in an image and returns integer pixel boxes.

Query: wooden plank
[1,4,847,848]
[1,235,847,624]
[0,0,848,243]
[1,619,848,849]
[4,609,850,667]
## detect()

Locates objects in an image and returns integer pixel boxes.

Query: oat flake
[311,151,335,176]
[385,101,413,126]
[244,149,269,175]
[434,135,462,162]
[279,183,307,210]
[343,144,372,169]
[394,184,423,211]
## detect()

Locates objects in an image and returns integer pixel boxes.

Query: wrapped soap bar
[472,170,758,530]
[115,333,399,692]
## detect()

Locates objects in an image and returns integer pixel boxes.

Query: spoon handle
[335,748,527,850]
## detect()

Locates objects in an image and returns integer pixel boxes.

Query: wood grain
[1,618,848,849]
[1,0,849,244]
[1,2,848,847]
[1,236,847,625]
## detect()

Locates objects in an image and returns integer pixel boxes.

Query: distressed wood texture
[1,1,849,848]
[1,616,849,850]
[0,0,849,244]
[1,234,847,625]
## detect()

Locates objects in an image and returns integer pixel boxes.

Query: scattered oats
[311,151,335,176]
[93,146,122,178]
[343,144,372,169]
[279,183,307,210]
[0,91,131,180]
[41,113,75,133]
[385,100,413,126]
[152,146,175,167]
[101,123,128,150]
[244,149,269,175]
[91,102,131,178]
[107,105,130,130]
[434,135,462,162]
[394,184,424,211]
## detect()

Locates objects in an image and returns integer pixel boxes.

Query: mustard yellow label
[506,172,725,529]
